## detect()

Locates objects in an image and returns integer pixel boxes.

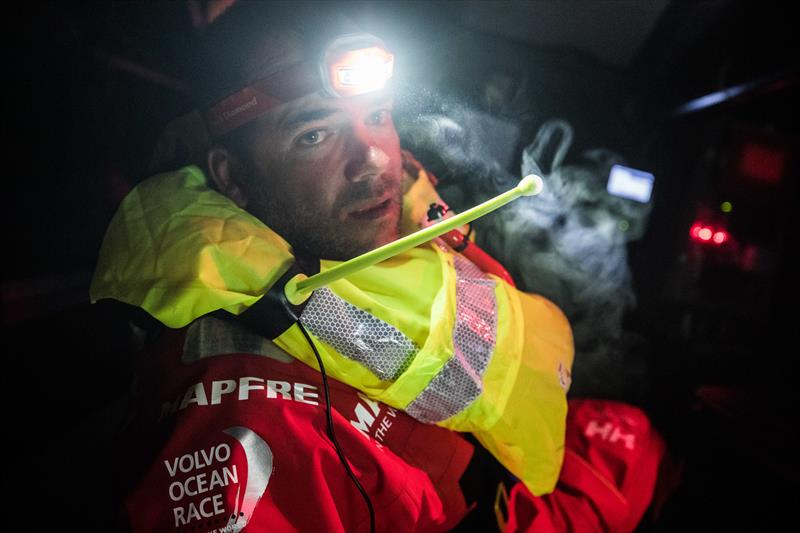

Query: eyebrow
[278,92,394,132]
[280,107,339,131]
[363,92,394,109]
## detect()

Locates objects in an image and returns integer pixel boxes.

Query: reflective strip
[299,287,419,381]
[183,316,293,364]
[406,254,497,423]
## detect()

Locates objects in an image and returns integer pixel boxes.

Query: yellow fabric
[90,166,294,327]
[470,291,573,495]
[91,164,573,495]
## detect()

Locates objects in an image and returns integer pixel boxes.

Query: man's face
[233,90,403,261]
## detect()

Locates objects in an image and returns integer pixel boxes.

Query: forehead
[258,90,394,135]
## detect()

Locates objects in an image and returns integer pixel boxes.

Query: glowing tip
[518,175,544,196]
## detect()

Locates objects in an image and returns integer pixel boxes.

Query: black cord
[297,320,376,533]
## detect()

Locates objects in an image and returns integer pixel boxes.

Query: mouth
[348,198,394,220]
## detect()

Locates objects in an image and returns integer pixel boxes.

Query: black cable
[296,319,376,533]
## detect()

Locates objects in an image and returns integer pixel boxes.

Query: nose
[344,125,390,182]
[366,145,390,168]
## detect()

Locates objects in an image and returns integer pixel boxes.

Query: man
[203,33,403,264]
[94,2,666,531]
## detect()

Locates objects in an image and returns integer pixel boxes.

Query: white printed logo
[584,420,636,450]
[223,427,273,530]
[164,427,273,530]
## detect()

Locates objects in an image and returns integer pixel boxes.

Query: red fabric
[505,399,666,533]
[116,327,473,533]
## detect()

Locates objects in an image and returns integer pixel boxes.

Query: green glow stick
[284,174,543,305]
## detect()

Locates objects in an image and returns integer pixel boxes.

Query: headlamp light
[205,32,394,138]
[320,34,395,98]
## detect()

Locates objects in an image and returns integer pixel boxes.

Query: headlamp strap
[204,63,320,138]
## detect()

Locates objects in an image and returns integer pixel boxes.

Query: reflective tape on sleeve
[299,287,420,381]
[406,254,497,422]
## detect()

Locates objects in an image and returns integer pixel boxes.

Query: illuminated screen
[607,165,654,203]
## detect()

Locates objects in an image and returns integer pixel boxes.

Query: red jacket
[115,317,473,532]
[504,398,667,533]
[115,319,667,533]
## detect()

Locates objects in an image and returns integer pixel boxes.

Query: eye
[367,109,391,126]
[298,129,329,146]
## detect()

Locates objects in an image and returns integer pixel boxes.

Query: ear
[207,146,249,208]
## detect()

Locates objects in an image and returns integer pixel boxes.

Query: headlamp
[205,32,394,138]
[319,34,395,98]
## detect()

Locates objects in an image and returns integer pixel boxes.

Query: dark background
[2,1,797,530]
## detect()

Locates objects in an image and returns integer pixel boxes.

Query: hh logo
[584,420,636,450]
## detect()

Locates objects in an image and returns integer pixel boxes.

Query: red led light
[712,231,728,244]
[690,221,730,246]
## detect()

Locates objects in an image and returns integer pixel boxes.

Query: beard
[275,199,402,261]
[243,171,403,262]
